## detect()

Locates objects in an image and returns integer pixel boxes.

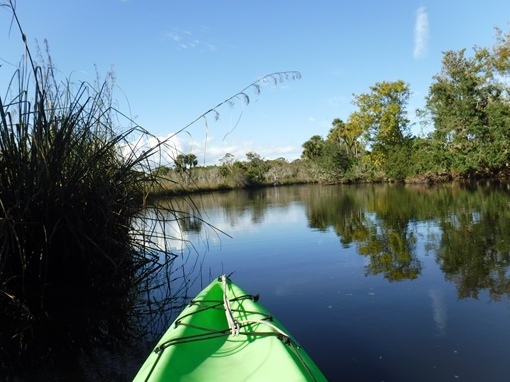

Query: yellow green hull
[133,276,327,381]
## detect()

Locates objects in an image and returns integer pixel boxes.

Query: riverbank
[149,161,510,197]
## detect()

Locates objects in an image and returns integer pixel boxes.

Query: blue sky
[1,1,509,165]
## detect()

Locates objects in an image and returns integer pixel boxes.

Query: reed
[0,2,301,374]
[0,2,174,371]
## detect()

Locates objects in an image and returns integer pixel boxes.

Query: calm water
[151,183,510,382]
[17,183,510,381]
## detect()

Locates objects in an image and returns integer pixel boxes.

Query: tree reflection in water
[173,182,510,300]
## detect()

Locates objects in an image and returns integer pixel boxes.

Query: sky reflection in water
[161,184,510,382]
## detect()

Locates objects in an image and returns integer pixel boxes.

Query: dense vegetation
[0,7,171,372]
[0,3,300,375]
[154,27,510,193]
[153,152,313,194]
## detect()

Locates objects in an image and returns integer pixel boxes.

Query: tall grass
[0,1,300,374]
[0,3,175,372]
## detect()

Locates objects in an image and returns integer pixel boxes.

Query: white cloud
[165,28,216,51]
[121,133,182,167]
[123,131,302,168]
[326,95,348,109]
[187,137,301,165]
[414,7,429,59]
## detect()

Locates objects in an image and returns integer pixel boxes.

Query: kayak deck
[134,276,327,382]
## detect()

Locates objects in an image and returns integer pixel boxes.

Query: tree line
[302,27,510,183]
[154,27,510,193]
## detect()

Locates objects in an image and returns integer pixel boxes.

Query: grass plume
[0,0,300,374]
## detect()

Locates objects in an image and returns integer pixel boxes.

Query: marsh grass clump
[0,8,172,371]
[0,2,301,375]
[0,69,147,367]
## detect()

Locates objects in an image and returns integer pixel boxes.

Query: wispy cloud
[179,135,301,165]
[165,27,216,52]
[414,7,429,59]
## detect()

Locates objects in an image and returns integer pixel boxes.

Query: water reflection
[170,182,510,300]
[429,288,447,336]
[138,182,510,382]
[3,201,204,379]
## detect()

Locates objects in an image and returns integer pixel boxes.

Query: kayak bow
[133,275,327,381]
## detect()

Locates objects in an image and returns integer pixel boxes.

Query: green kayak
[133,275,327,381]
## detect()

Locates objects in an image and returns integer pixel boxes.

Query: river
[145,182,510,382]
[16,182,510,381]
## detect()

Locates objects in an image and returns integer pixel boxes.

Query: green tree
[409,136,450,177]
[244,152,269,185]
[423,30,510,175]
[301,135,325,160]
[352,80,411,173]
[174,153,198,172]
[316,140,350,182]
[327,117,363,158]
[327,118,346,145]
[301,134,350,183]
[219,153,235,177]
